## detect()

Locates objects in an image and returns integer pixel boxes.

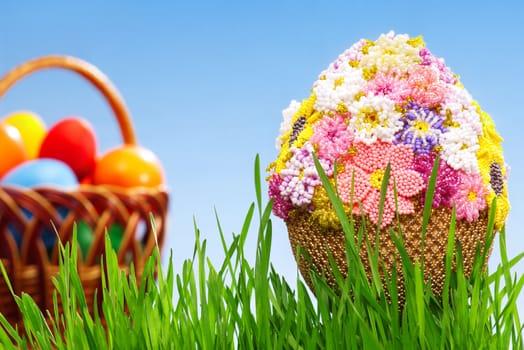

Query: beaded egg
[267,32,510,301]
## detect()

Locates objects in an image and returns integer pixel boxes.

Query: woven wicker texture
[0,56,168,324]
[286,205,490,304]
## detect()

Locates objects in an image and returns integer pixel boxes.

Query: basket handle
[0,55,136,145]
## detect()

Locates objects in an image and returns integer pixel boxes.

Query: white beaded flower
[439,125,480,174]
[360,32,421,75]
[312,69,365,113]
[276,100,300,149]
[441,101,483,137]
[322,38,367,75]
[279,142,332,207]
[348,94,403,145]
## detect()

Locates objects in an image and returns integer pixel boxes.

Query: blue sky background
[1,1,523,313]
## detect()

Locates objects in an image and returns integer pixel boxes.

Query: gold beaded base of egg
[286,205,491,305]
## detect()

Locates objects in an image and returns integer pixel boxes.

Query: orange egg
[0,122,28,178]
[93,145,164,188]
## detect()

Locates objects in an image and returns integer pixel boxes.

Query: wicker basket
[0,56,169,324]
[287,205,491,303]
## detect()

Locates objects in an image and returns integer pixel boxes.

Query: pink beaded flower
[310,114,354,163]
[268,174,294,220]
[453,171,487,222]
[337,141,424,227]
[365,69,410,103]
[407,65,447,108]
[419,48,456,85]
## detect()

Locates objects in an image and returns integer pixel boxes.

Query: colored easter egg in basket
[77,220,94,260]
[108,223,125,251]
[2,159,78,250]
[39,117,97,181]
[0,122,27,178]
[80,174,94,185]
[3,111,47,159]
[75,222,124,260]
[267,32,510,300]
[4,208,68,252]
[93,145,164,188]
[2,158,78,188]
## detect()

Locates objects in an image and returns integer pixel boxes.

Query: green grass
[0,155,523,349]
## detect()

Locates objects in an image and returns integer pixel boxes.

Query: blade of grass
[254,154,263,217]
[420,155,439,270]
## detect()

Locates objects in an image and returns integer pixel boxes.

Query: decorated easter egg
[268,32,510,299]
[2,158,78,189]
[3,111,47,159]
[93,145,164,188]
[0,122,27,178]
[39,117,97,181]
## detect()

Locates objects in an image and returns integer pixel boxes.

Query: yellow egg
[3,111,47,159]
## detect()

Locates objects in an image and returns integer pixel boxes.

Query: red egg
[80,174,94,185]
[39,117,97,181]
[93,145,164,188]
[0,122,28,178]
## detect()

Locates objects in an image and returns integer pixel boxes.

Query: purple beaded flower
[395,102,446,154]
